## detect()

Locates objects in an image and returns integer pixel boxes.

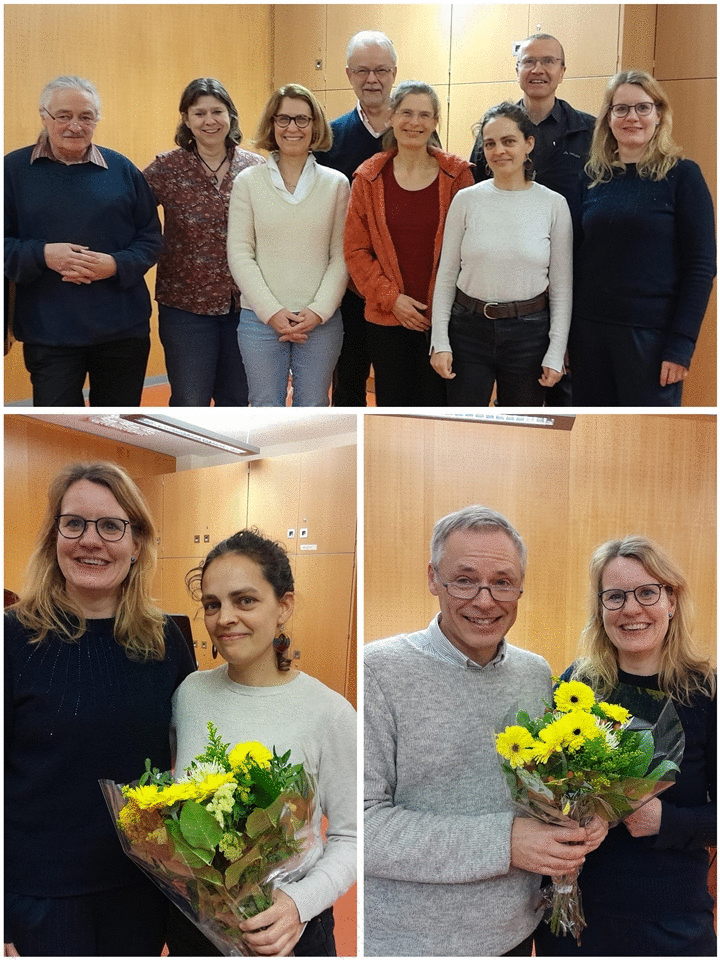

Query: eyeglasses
[609,102,656,118]
[55,515,132,542]
[518,57,563,69]
[347,67,394,79]
[599,583,668,610]
[273,114,312,128]
[43,109,98,127]
[433,567,523,602]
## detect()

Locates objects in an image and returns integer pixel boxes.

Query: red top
[143,146,264,315]
[382,162,439,309]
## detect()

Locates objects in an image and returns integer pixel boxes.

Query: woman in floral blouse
[144,78,263,406]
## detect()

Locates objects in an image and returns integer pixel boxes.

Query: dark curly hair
[186,528,294,671]
[474,101,536,180]
[175,77,242,151]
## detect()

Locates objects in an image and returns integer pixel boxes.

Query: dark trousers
[446,302,550,406]
[23,335,150,406]
[365,321,447,407]
[569,318,683,407]
[6,881,168,956]
[166,901,336,956]
[331,288,371,406]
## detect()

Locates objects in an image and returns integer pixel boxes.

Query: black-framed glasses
[55,515,132,542]
[518,56,563,69]
[43,108,98,127]
[273,114,312,128]
[599,583,667,610]
[609,102,656,118]
[433,567,523,602]
[347,67,394,79]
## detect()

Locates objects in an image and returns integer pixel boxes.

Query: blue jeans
[447,301,550,406]
[158,304,249,406]
[237,308,343,406]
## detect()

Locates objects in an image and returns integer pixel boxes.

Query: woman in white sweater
[431,102,573,406]
[168,529,357,956]
[227,85,349,406]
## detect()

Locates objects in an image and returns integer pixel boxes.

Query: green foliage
[138,757,175,788]
[187,722,232,773]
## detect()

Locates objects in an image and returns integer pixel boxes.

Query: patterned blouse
[143,146,264,315]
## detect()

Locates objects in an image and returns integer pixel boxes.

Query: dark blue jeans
[447,302,550,406]
[158,304,249,406]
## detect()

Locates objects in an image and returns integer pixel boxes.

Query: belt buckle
[483,301,499,319]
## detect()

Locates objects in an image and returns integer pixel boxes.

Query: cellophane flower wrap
[495,680,684,944]
[100,722,319,957]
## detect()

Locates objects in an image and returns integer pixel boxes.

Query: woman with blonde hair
[5,462,195,956]
[535,535,716,956]
[227,84,349,406]
[570,70,716,406]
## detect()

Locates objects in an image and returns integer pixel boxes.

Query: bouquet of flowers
[496,679,684,944]
[100,722,318,956]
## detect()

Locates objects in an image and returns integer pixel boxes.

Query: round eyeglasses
[273,114,312,128]
[599,583,668,610]
[609,102,656,118]
[433,567,523,602]
[43,109,98,128]
[55,514,132,542]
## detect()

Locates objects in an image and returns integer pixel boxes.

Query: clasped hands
[44,242,117,284]
[268,308,322,343]
[510,815,608,879]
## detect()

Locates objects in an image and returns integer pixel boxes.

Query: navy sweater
[573,159,716,367]
[315,107,384,183]
[4,612,195,908]
[4,145,162,345]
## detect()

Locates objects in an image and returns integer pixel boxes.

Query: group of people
[365,505,716,956]
[4,29,716,407]
[5,462,356,955]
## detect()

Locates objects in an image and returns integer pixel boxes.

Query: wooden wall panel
[654,3,716,80]
[364,415,716,678]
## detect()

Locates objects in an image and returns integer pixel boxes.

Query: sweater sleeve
[306,174,350,322]
[662,161,717,367]
[365,660,515,884]
[343,177,402,315]
[542,193,573,372]
[277,699,357,921]
[430,190,466,355]
[111,162,163,288]
[227,170,284,323]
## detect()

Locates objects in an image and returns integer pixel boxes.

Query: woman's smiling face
[601,556,675,670]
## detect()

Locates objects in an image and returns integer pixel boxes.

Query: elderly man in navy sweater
[316,31,396,406]
[4,75,161,406]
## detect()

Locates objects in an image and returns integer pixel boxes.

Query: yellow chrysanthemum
[192,770,236,802]
[598,702,631,725]
[154,780,200,805]
[554,680,596,713]
[532,719,568,763]
[556,711,603,749]
[496,725,537,769]
[124,783,169,810]
[228,741,273,770]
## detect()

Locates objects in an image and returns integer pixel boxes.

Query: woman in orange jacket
[344,81,474,406]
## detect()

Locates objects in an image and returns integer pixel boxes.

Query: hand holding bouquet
[496,679,684,943]
[100,723,318,956]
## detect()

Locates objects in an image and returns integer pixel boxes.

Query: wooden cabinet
[160,462,248,558]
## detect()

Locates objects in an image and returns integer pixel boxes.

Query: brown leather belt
[454,287,549,320]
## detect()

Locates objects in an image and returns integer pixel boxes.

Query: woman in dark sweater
[535,535,716,957]
[570,70,716,406]
[4,462,195,956]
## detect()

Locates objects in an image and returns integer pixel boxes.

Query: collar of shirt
[356,102,387,139]
[267,151,317,204]
[30,133,108,168]
[518,96,564,129]
[418,613,508,670]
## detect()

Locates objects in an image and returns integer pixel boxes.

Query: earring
[212,644,218,659]
[668,613,674,620]
[484,162,492,177]
[130,557,136,563]
[273,632,290,653]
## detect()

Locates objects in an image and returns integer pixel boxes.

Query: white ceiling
[20,412,357,466]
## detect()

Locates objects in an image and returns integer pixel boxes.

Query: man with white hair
[5,75,161,405]
[316,30,397,406]
[365,505,607,956]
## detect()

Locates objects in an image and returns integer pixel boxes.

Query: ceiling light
[389,413,575,430]
[120,415,260,455]
[87,415,156,436]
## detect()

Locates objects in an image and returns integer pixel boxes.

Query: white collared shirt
[406,613,508,671]
[267,152,317,204]
[356,102,387,139]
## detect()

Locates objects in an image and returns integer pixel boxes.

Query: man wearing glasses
[316,31,397,406]
[4,75,161,406]
[365,505,606,956]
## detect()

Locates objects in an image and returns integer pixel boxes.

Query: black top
[315,107,385,183]
[5,611,196,899]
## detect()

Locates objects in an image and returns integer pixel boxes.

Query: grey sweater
[364,617,552,956]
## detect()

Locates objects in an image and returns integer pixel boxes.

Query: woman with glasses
[344,80,474,407]
[227,84,348,406]
[535,536,716,956]
[570,70,716,406]
[4,462,195,956]
[143,78,264,407]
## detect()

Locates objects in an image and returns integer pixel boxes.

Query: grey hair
[430,505,527,573]
[346,30,397,65]
[382,80,443,151]
[517,33,566,66]
[39,76,101,117]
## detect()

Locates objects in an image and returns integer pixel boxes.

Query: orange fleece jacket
[344,147,474,326]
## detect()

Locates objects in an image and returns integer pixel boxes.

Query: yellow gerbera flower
[556,711,603,749]
[598,702,631,725]
[532,719,568,763]
[496,726,536,769]
[124,783,168,810]
[192,770,236,802]
[554,680,596,713]
[155,780,200,805]
[228,741,273,770]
